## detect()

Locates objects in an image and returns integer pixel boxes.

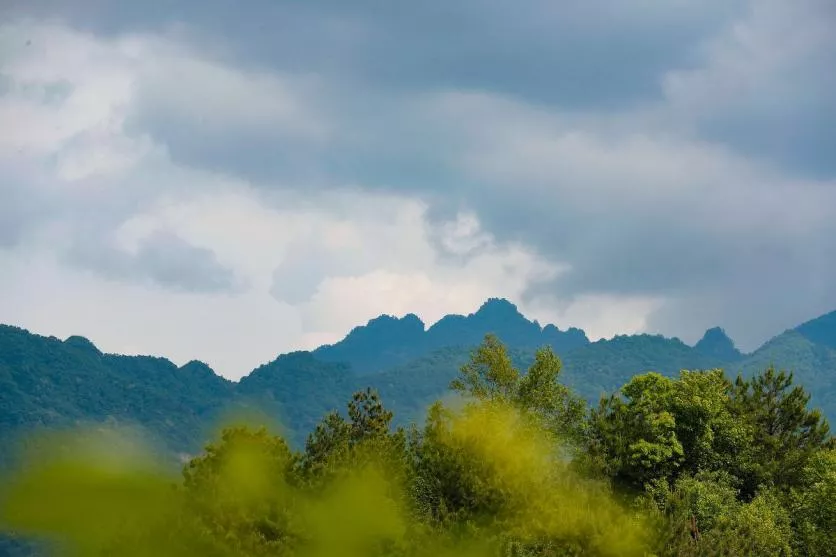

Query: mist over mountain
[1,298,835,459]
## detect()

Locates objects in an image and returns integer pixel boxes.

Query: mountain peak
[695,327,741,361]
[63,335,101,355]
[314,297,591,374]
[363,313,425,331]
[475,297,521,316]
[312,313,426,374]
[427,297,536,342]
[699,326,730,340]
[179,360,216,375]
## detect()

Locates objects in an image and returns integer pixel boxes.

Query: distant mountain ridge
[0,324,234,465]
[313,298,589,374]
[795,309,836,351]
[2,298,835,463]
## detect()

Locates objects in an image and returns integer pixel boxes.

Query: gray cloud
[442,119,836,349]
[270,241,354,305]
[3,0,836,353]
[67,230,240,293]
[7,1,833,181]
[26,0,828,185]
[660,0,836,178]
[6,0,746,109]
[0,162,46,248]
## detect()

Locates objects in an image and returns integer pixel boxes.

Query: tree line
[1,334,834,556]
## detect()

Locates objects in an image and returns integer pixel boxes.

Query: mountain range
[2,297,835,464]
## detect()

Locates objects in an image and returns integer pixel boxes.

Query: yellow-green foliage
[4,334,831,557]
[0,399,650,557]
[415,400,649,556]
[0,429,197,556]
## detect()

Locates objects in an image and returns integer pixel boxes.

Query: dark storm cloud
[658,0,836,179]
[17,0,828,184]
[6,0,832,179]
[3,0,747,109]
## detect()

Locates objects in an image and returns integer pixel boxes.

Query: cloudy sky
[1,0,835,379]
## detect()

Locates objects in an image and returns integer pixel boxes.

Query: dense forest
[3,299,836,459]
[2,299,836,555]
[1,333,834,556]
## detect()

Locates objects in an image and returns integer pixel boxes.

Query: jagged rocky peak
[315,313,427,353]
[469,298,535,333]
[697,326,733,345]
[355,313,426,334]
[695,327,741,360]
[475,297,523,316]
[424,298,525,335]
[63,335,101,354]
[334,314,427,348]
[543,324,590,345]
[312,312,428,373]
[444,297,538,345]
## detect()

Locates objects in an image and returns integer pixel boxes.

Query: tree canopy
[1,334,834,556]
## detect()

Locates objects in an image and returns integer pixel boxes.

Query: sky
[1,0,835,380]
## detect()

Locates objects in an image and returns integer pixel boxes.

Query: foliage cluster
[1,334,834,556]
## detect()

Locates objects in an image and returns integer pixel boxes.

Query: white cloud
[524,293,667,341]
[115,185,576,352]
[0,21,137,157]
[0,175,605,377]
[0,17,610,376]
[0,249,302,380]
[0,18,326,188]
[296,236,563,347]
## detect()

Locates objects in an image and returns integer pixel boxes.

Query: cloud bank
[1,0,834,377]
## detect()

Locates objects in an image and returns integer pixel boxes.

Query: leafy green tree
[588,372,684,488]
[516,346,588,443]
[645,472,793,557]
[8,330,836,557]
[451,334,519,402]
[589,366,829,495]
[644,470,739,556]
[409,398,649,556]
[730,366,834,498]
[181,426,299,556]
[788,448,836,556]
[451,334,586,441]
[669,370,743,475]
[295,388,409,491]
[409,401,500,529]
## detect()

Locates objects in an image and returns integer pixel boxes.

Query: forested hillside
[1,335,833,556]
[0,325,234,466]
[2,300,836,460]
